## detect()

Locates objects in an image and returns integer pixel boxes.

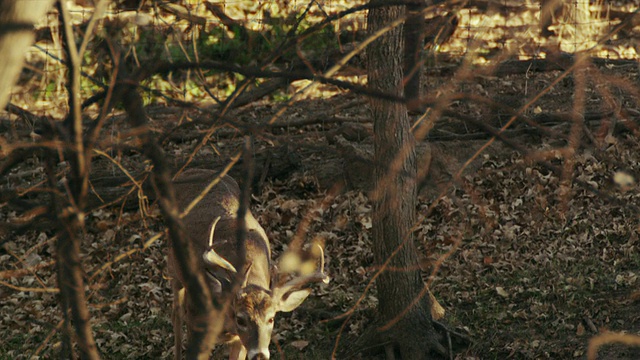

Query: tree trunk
[540,0,562,38]
[367,2,442,359]
[0,0,55,109]
[403,0,426,112]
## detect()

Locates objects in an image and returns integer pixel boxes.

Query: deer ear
[239,262,253,288]
[277,288,311,312]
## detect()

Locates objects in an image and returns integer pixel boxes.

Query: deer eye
[267,317,274,325]
[236,315,248,329]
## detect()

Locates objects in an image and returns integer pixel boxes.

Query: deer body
[168,169,327,360]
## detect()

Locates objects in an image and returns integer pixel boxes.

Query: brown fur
[169,170,273,360]
[236,285,274,320]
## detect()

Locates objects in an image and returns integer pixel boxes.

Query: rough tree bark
[403,0,426,112]
[367,1,444,359]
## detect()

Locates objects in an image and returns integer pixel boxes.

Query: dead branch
[204,2,248,39]
[159,2,207,25]
[118,74,223,359]
[48,1,101,358]
[226,78,291,109]
[494,55,638,76]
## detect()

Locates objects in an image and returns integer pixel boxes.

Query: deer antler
[208,216,221,247]
[202,216,237,273]
[274,244,330,297]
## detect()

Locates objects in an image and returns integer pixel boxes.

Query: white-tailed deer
[168,169,329,360]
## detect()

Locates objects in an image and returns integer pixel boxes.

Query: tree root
[343,318,471,360]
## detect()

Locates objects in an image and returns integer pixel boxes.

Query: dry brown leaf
[613,171,635,190]
[289,339,309,350]
[360,216,372,229]
[496,287,509,298]
[429,290,445,320]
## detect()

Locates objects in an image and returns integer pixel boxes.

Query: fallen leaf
[496,287,509,298]
[531,339,540,348]
[360,216,372,229]
[429,290,446,320]
[613,171,635,190]
[290,340,309,350]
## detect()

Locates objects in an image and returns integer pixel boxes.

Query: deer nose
[247,347,270,360]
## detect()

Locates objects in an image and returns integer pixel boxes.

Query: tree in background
[367,1,444,358]
[540,0,590,40]
[0,0,55,109]
[403,0,426,112]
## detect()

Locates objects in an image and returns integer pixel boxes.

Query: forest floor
[2,2,640,358]
[2,57,640,359]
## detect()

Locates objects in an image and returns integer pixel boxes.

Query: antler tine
[276,244,330,294]
[208,216,221,247]
[316,243,326,274]
[203,216,237,273]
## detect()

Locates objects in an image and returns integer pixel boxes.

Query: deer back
[170,169,271,290]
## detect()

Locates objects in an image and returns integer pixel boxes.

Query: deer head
[203,229,329,360]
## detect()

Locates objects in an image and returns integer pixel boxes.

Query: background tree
[0,0,55,109]
[367,1,444,358]
[540,0,562,38]
[403,0,426,112]
[540,0,590,40]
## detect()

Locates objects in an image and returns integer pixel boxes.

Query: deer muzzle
[248,348,270,360]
